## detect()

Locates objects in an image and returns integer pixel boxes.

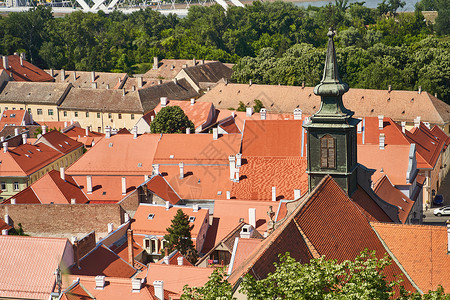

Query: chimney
[85,127,89,136]
[106,84,110,89]
[158,79,162,85]
[165,201,170,211]
[20,52,26,61]
[71,236,80,269]
[2,229,8,235]
[132,278,142,293]
[173,78,178,85]
[10,199,15,205]
[64,121,68,128]
[153,57,159,70]
[190,98,195,105]
[137,76,144,88]
[14,128,19,136]
[401,121,406,133]
[447,220,450,254]
[293,108,302,120]
[105,126,111,139]
[4,214,10,224]
[226,191,231,199]
[160,97,167,107]
[414,116,421,128]
[91,71,96,83]
[435,93,438,97]
[294,189,301,200]
[388,85,392,92]
[248,208,256,228]
[186,127,190,134]
[179,162,184,179]
[131,85,136,92]
[260,108,267,120]
[235,167,240,183]
[122,89,126,96]
[41,125,47,135]
[3,142,8,153]
[193,204,199,212]
[2,56,8,70]
[73,71,77,81]
[213,127,218,140]
[272,186,276,202]
[229,155,235,181]
[60,69,65,81]
[122,177,126,195]
[95,275,106,290]
[357,119,362,133]
[87,175,93,194]
[236,153,242,168]
[249,79,252,86]
[22,133,27,144]
[246,107,253,117]
[182,64,187,68]
[379,133,385,150]
[133,126,138,139]
[177,256,183,265]
[378,115,384,129]
[151,116,154,122]
[127,229,134,267]
[60,167,65,181]
[71,198,76,204]
[50,68,54,77]
[240,224,254,239]
[302,81,305,88]
[418,86,422,94]
[107,223,114,233]
[153,280,164,300]
[200,59,205,65]
[193,58,196,66]
[152,164,160,175]
[92,82,97,89]
[20,56,23,67]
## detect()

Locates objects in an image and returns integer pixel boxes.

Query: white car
[433,206,450,217]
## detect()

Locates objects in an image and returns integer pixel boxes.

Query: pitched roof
[404,123,444,169]
[48,70,127,89]
[144,59,214,80]
[0,235,70,299]
[180,62,233,87]
[35,129,84,154]
[145,176,181,205]
[371,223,450,293]
[198,83,450,125]
[60,88,143,114]
[157,250,193,267]
[122,77,172,90]
[138,79,199,113]
[0,81,71,105]
[1,55,54,82]
[431,125,450,150]
[0,109,26,129]
[67,134,160,176]
[153,100,214,129]
[0,218,12,231]
[230,238,263,273]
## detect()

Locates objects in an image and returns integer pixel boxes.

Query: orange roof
[64,126,104,138]
[145,175,181,205]
[0,236,70,299]
[70,244,136,278]
[218,115,241,134]
[371,223,450,292]
[351,185,393,223]
[231,156,308,201]
[431,125,450,150]
[0,218,12,231]
[3,169,89,204]
[231,238,263,272]
[0,109,26,129]
[373,176,414,223]
[357,117,410,146]
[35,130,84,154]
[131,205,208,238]
[1,55,54,82]
[156,250,193,267]
[405,123,444,169]
[39,121,81,130]
[153,100,214,129]
[67,134,160,175]
[153,133,241,165]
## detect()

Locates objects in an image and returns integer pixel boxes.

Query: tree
[181,268,235,300]
[164,209,197,263]
[150,106,195,134]
[253,99,264,113]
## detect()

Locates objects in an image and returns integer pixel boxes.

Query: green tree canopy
[164,209,197,263]
[150,106,195,134]
[181,268,235,300]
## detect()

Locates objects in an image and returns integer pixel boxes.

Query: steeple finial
[314,28,349,97]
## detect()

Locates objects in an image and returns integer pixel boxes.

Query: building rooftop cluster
[1,36,450,300]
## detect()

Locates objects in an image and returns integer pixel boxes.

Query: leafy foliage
[150,106,194,134]
[181,268,235,300]
[164,209,198,263]
[253,99,264,113]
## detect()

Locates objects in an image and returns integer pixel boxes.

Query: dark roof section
[182,62,233,87]
[0,81,71,105]
[138,79,199,113]
[1,55,54,82]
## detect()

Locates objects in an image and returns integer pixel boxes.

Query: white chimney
[153,57,159,70]
[10,199,15,205]
[87,175,93,194]
[1,229,8,235]
[357,119,362,133]
[64,121,68,128]
[4,214,10,225]
[179,162,184,179]
[177,256,183,265]
[293,108,302,120]
[95,275,106,289]
[401,121,406,133]
[294,189,301,200]
[379,133,385,150]
[3,142,8,153]
[236,153,242,168]
[105,126,111,139]
[414,116,421,128]
[192,58,197,66]
[190,98,195,105]
[229,155,235,181]
[235,167,240,183]
[85,127,89,136]
[92,82,97,89]
[124,213,130,223]
[91,71,96,83]
[132,278,142,293]
[163,255,170,264]
[14,128,19,136]
[260,108,267,120]
[41,125,47,135]
[152,164,160,175]
[60,69,65,81]
[388,85,392,92]
[73,71,77,81]
[151,115,154,122]
[240,225,254,239]
[193,204,199,212]
[137,77,143,88]
[20,56,23,67]
[132,86,136,92]
[213,128,218,140]
[2,56,8,70]
[153,280,164,300]
[272,186,276,202]
[424,122,431,129]
[165,201,170,211]
[122,89,126,96]
[133,126,138,139]
[246,107,253,117]
[418,86,422,94]
[249,79,252,86]
[49,68,54,77]
[186,127,190,134]
[447,220,450,254]
[122,177,126,195]
[226,191,231,199]
[107,223,114,233]
[173,78,178,85]
[60,167,65,181]
[106,84,110,89]
[71,198,76,204]
[248,208,256,228]
[378,115,384,129]
[160,97,167,107]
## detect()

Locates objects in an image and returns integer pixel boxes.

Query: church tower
[303,29,360,196]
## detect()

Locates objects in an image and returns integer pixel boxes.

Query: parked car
[433,206,450,217]
[433,194,444,205]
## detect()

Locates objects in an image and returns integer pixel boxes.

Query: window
[118,113,122,119]
[320,135,336,169]
[189,216,196,222]
[97,113,100,118]
[37,109,43,115]
[27,108,31,114]
[63,111,67,117]
[12,107,15,110]
[4,107,7,111]
[48,109,54,116]
[147,213,155,219]
[131,114,135,120]
[108,113,112,119]
[86,112,89,117]
[1,182,6,191]
[13,182,19,191]
[151,239,158,254]
[74,112,78,117]
[98,127,101,132]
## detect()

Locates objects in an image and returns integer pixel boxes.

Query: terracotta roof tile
[153,100,214,130]
[48,70,127,89]
[0,81,71,105]
[351,184,393,223]
[0,110,26,129]
[404,123,444,169]
[36,129,84,154]
[1,55,54,82]
[0,218,12,231]
[157,250,193,267]
[231,238,263,272]
[144,59,214,80]
[181,62,233,87]
[431,125,450,150]
[145,175,181,205]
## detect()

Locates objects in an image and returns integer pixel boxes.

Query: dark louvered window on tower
[320,135,336,169]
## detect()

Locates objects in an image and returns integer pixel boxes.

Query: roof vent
[95,275,106,289]
[240,224,254,239]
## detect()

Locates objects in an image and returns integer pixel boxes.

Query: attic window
[109,143,113,147]
[148,213,155,219]
[189,216,196,222]
[10,114,15,118]
[371,109,374,113]
[402,110,405,114]
[239,218,244,222]
[37,149,41,152]
[387,98,390,102]
[65,141,69,145]
[217,191,222,195]
[28,93,31,96]
[411,98,414,103]
[59,144,63,147]
[102,192,106,195]
[27,150,32,154]
[25,154,30,158]
[169,155,174,159]
[138,163,142,167]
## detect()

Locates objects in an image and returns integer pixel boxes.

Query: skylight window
[65,141,69,145]
[109,143,113,147]
[59,144,63,147]
[138,163,142,167]
[169,155,174,159]
[148,214,155,219]
[10,114,15,118]
[37,149,41,152]
[189,216,196,222]
[102,192,106,195]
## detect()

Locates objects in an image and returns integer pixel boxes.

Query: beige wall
[58,110,143,133]
[0,103,59,123]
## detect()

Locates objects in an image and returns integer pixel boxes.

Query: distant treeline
[0,0,448,102]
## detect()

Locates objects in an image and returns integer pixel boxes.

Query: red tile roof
[351,184,393,223]
[231,238,263,272]
[48,70,127,89]
[0,218,12,231]
[153,100,214,130]
[0,109,26,129]
[431,125,450,150]
[371,223,450,292]
[145,175,181,205]
[35,129,84,154]
[1,55,54,82]
[157,250,193,267]
[405,123,444,169]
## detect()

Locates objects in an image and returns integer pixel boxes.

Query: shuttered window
[320,135,336,169]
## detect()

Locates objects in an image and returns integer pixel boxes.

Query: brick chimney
[127,229,134,267]
[379,133,385,150]
[260,108,267,120]
[153,280,164,299]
